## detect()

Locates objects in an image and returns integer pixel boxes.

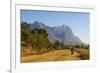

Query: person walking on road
[70,47,75,55]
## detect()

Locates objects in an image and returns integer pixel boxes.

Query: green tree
[31,28,49,54]
[21,22,32,47]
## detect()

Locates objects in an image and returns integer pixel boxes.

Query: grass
[75,48,90,60]
[21,49,81,63]
[21,48,89,63]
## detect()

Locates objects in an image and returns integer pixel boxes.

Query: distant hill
[31,21,82,45]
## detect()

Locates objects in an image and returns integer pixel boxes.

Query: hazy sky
[21,10,90,44]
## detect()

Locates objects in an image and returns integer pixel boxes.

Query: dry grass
[21,49,81,63]
[76,48,89,60]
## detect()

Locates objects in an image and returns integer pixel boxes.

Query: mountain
[31,21,82,45]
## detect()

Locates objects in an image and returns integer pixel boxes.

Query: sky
[21,10,90,44]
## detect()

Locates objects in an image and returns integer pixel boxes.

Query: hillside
[31,21,82,45]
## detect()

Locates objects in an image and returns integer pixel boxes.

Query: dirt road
[21,49,81,63]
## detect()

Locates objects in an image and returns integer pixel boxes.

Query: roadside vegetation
[21,22,90,63]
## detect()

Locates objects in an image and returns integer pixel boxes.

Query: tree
[30,28,49,54]
[21,22,32,47]
[75,44,80,48]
